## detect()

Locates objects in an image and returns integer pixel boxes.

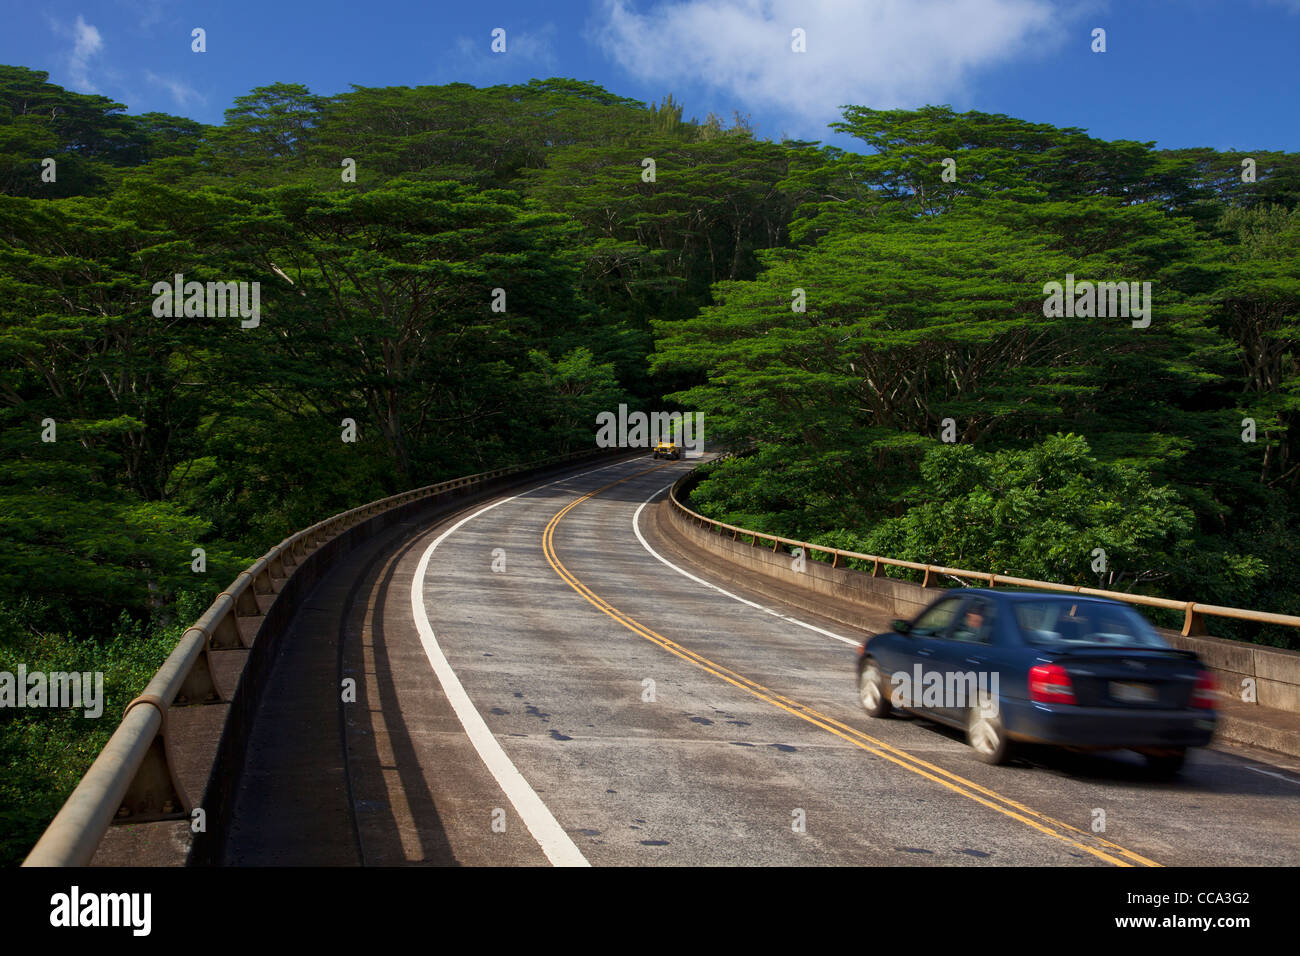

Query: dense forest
[662,107,1299,638]
[1,63,1296,861]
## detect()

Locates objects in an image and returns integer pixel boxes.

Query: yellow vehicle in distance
[652,440,681,460]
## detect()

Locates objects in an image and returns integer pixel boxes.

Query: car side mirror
[892,619,912,635]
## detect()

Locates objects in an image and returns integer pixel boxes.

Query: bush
[0,591,204,865]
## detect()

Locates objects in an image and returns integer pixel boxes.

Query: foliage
[2,67,1299,859]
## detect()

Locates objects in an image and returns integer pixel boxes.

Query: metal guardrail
[22,448,607,867]
[667,468,1300,639]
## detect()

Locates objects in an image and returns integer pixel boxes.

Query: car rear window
[1012,599,1170,650]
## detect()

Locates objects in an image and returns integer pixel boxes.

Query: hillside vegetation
[1,64,1297,861]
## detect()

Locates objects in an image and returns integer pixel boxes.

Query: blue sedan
[855,589,1218,775]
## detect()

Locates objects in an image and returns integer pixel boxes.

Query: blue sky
[5,0,1299,153]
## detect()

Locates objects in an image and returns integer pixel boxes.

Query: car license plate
[1110,681,1157,703]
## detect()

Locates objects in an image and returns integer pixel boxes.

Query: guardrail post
[1183,604,1209,637]
[174,636,221,705]
[232,581,260,617]
[253,567,274,595]
[115,698,189,823]
[209,609,240,649]
[116,740,187,822]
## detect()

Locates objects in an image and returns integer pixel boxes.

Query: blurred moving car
[652,440,681,460]
[856,589,1217,775]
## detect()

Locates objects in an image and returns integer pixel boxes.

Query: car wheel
[858,658,891,718]
[967,702,1011,765]
[1143,748,1186,779]
[652,452,660,459]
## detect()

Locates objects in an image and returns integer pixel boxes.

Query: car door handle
[916,648,933,657]
[966,658,983,665]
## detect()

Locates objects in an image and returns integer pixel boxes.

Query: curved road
[223,455,1300,866]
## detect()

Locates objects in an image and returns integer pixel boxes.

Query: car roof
[958,588,1125,607]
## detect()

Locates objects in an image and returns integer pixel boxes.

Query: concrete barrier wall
[30,450,625,867]
[187,486,474,865]
[1165,635,1300,714]
[665,498,1300,717]
[187,451,626,865]
[667,506,938,626]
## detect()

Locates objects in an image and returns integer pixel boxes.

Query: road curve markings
[408,459,637,867]
[541,468,1163,868]
[632,483,859,647]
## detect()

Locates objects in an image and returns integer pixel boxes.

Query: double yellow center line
[541,465,1161,867]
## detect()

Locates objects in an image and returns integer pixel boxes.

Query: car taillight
[1191,670,1217,709]
[1029,663,1076,704]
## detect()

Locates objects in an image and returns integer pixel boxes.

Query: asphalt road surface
[222,455,1300,866]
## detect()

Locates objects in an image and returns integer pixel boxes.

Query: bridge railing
[23,448,612,867]
[667,468,1300,639]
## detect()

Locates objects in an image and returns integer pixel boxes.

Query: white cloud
[53,14,105,92]
[144,70,204,108]
[509,25,561,69]
[592,0,1065,135]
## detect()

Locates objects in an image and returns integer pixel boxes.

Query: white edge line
[409,458,635,867]
[635,480,1300,794]
[1245,766,1300,786]
[632,483,861,648]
